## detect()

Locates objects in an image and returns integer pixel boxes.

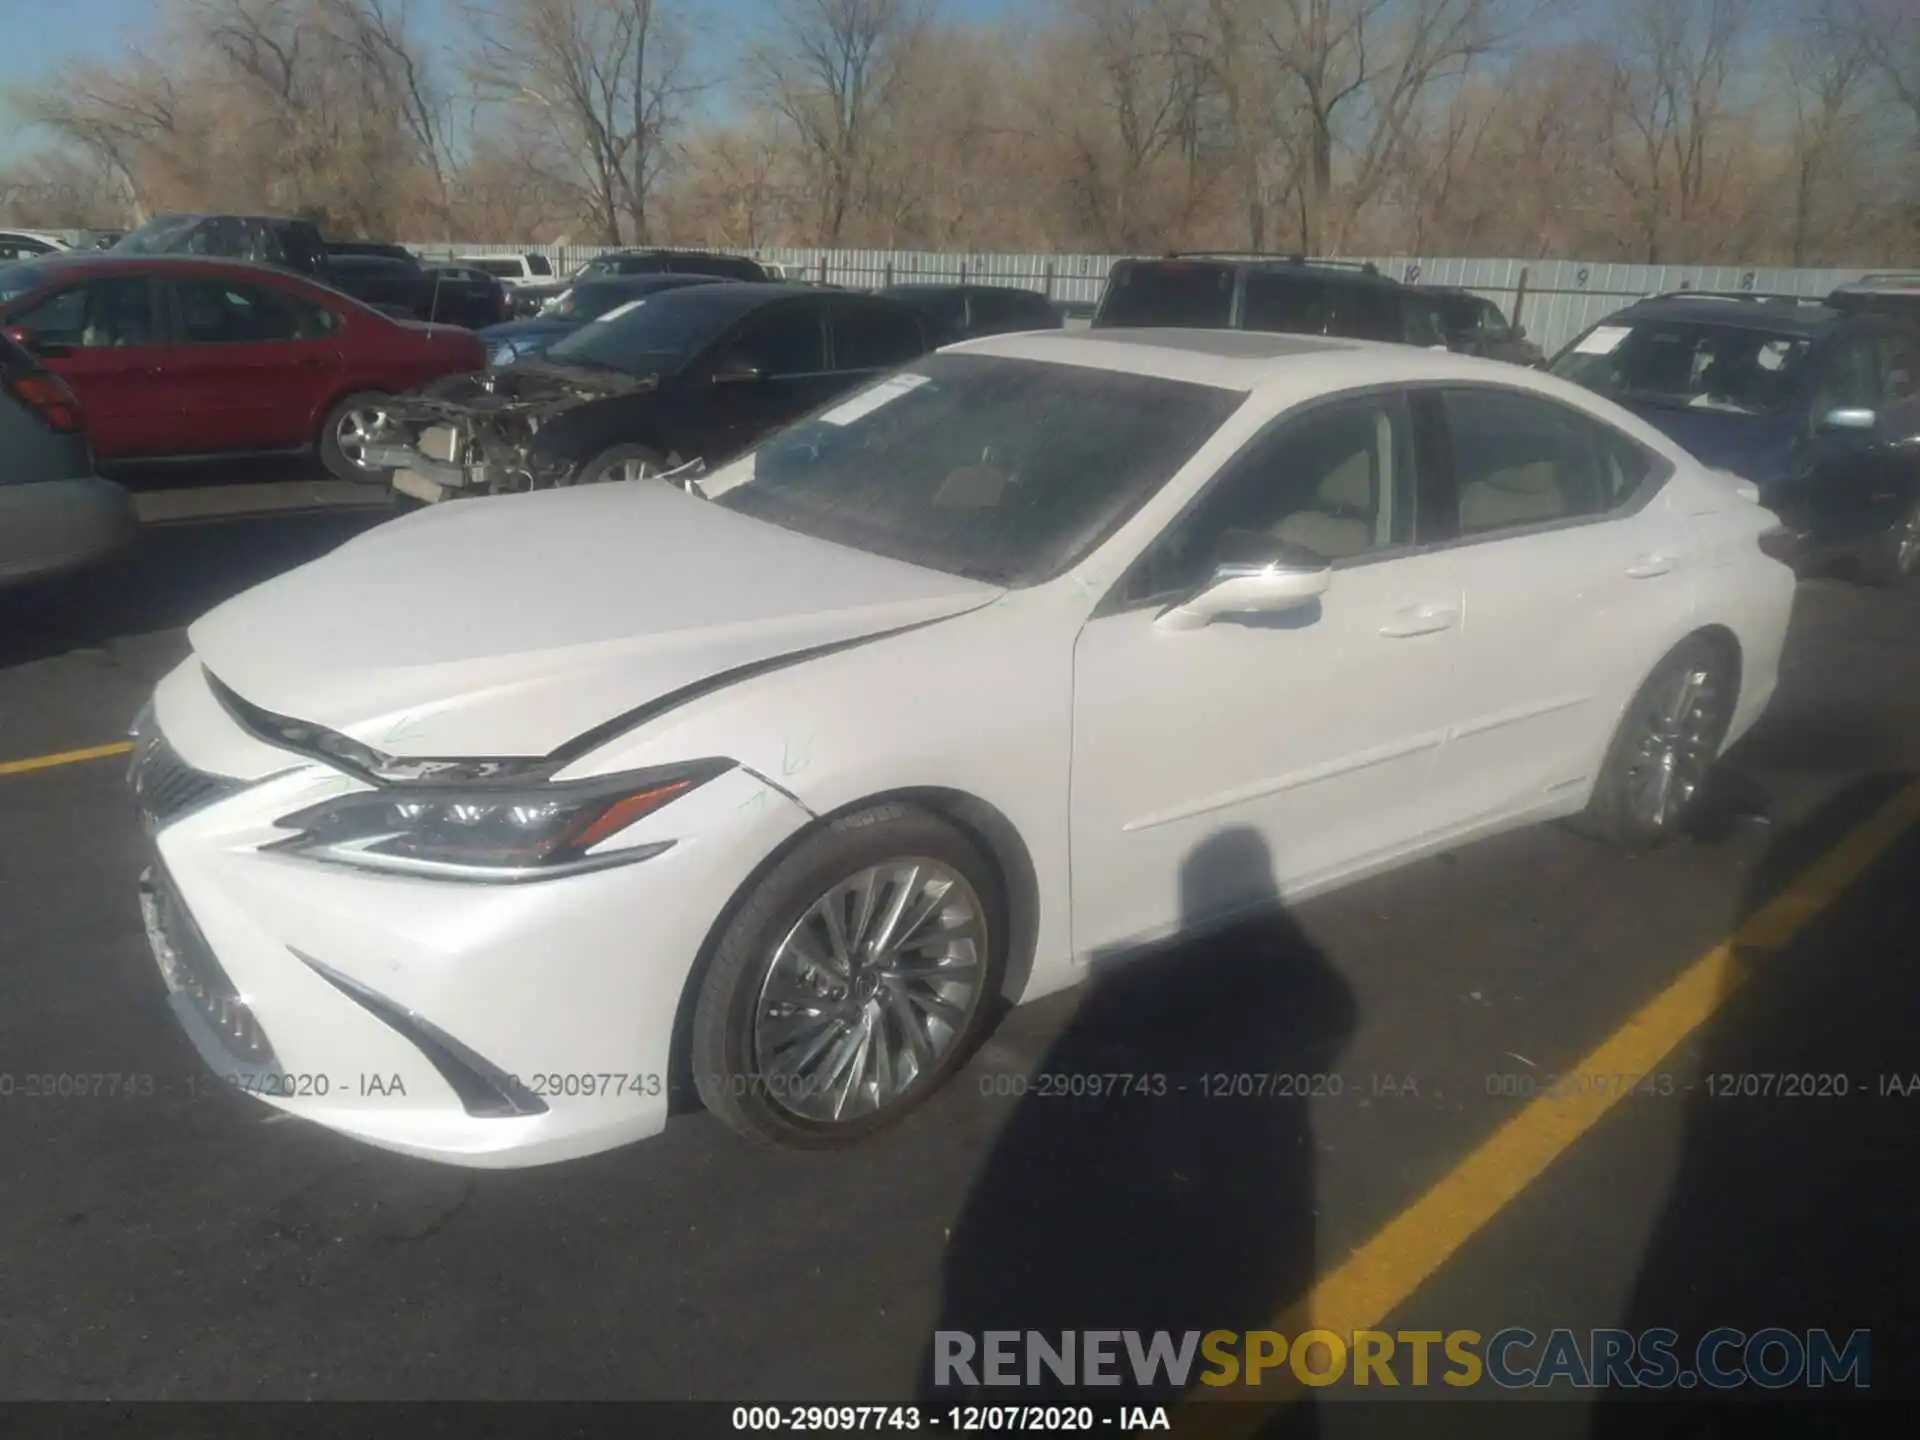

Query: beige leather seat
[1459,460,1565,531]
[1272,447,1374,559]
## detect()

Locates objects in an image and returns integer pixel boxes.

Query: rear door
[159,275,346,452]
[1802,333,1888,555]
[1421,385,1691,827]
[1867,327,1920,535]
[3,273,178,458]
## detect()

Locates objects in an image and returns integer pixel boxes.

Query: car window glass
[1097,263,1235,327]
[834,301,924,369]
[1446,389,1610,536]
[1332,284,1404,342]
[1126,395,1416,603]
[526,254,553,276]
[14,277,156,348]
[1242,274,1329,334]
[1813,338,1880,413]
[722,305,826,375]
[1879,334,1919,403]
[174,278,313,343]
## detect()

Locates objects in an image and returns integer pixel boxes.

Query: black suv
[1825,273,1920,327]
[1092,253,1451,348]
[1549,291,1920,584]
[878,283,1062,342]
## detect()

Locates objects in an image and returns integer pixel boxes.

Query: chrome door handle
[1379,603,1460,638]
[1626,555,1675,578]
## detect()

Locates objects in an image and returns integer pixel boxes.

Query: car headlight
[265,758,734,881]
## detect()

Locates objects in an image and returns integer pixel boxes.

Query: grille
[128,729,242,831]
[139,866,280,1069]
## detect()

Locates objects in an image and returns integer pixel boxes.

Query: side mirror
[713,356,765,385]
[1156,531,1332,631]
[1819,406,1877,433]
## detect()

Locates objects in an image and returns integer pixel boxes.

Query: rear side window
[1241,274,1329,334]
[833,301,925,370]
[1879,333,1919,402]
[1331,284,1405,343]
[174,278,332,343]
[1096,263,1234,328]
[525,254,553,277]
[1443,388,1611,537]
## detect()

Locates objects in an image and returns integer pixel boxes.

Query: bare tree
[468,0,702,244]
[751,0,928,245]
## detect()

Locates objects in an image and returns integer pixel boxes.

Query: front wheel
[691,804,1006,1147]
[574,444,677,486]
[1573,637,1737,851]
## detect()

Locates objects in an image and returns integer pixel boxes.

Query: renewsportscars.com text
[931,1327,1870,1390]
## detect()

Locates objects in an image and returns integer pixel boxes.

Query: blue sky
[0,0,1023,91]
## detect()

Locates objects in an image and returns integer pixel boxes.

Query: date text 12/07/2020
[730,1406,1172,1433]
[974,1072,1423,1100]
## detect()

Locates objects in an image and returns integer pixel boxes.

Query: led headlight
[266,758,735,881]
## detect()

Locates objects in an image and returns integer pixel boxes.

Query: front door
[160,275,345,453]
[4,274,178,458]
[704,301,841,461]
[1070,391,1466,957]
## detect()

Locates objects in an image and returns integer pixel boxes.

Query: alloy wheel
[334,406,391,471]
[1621,661,1725,833]
[751,858,987,1124]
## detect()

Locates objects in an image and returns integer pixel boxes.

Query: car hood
[188,483,1001,758]
[1615,401,1795,487]
[480,318,580,341]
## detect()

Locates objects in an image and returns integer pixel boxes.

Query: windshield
[1551,320,1813,416]
[539,281,652,322]
[1095,262,1235,328]
[544,291,750,374]
[110,216,205,254]
[0,263,48,304]
[703,353,1245,585]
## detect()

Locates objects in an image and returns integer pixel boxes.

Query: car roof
[1612,294,1847,335]
[884,282,1047,297]
[1113,255,1401,288]
[950,326,1535,389]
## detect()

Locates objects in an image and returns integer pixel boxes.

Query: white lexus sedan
[129,329,1796,1167]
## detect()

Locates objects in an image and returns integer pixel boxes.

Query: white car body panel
[134,331,1797,1167]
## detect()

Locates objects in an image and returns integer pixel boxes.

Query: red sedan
[0,254,485,481]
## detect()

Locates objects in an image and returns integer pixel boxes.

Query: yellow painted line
[1180,780,1920,1432]
[0,740,135,777]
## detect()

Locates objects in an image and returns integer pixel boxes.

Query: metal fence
[400,243,1890,355]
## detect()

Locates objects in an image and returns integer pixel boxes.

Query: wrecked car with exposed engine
[365,282,944,503]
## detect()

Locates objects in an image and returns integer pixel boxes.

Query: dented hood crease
[188,483,1000,757]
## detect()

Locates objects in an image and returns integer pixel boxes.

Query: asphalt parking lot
[2,486,1917,1429]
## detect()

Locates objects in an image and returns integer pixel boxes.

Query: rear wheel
[1574,637,1737,851]
[318,391,396,483]
[691,804,1006,1147]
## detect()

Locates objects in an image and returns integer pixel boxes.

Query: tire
[318,391,397,483]
[691,803,1007,1147]
[1857,499,1920,588]
[573,443,678,486]
[1572,636,1737,851]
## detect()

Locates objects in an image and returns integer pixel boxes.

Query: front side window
[1445,388,1610,536]
[704,354,1245,586]
[1241,274,1330,334]
[525,254,553,276]
[1551,319,1813,417]
[12,277,157,348]
[1122,394,1416,605]
[719,305,827,376]
[1812,337,1880,414]
[1878,334,1918,403]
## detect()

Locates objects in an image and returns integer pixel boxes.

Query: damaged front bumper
[373,367,653,503]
